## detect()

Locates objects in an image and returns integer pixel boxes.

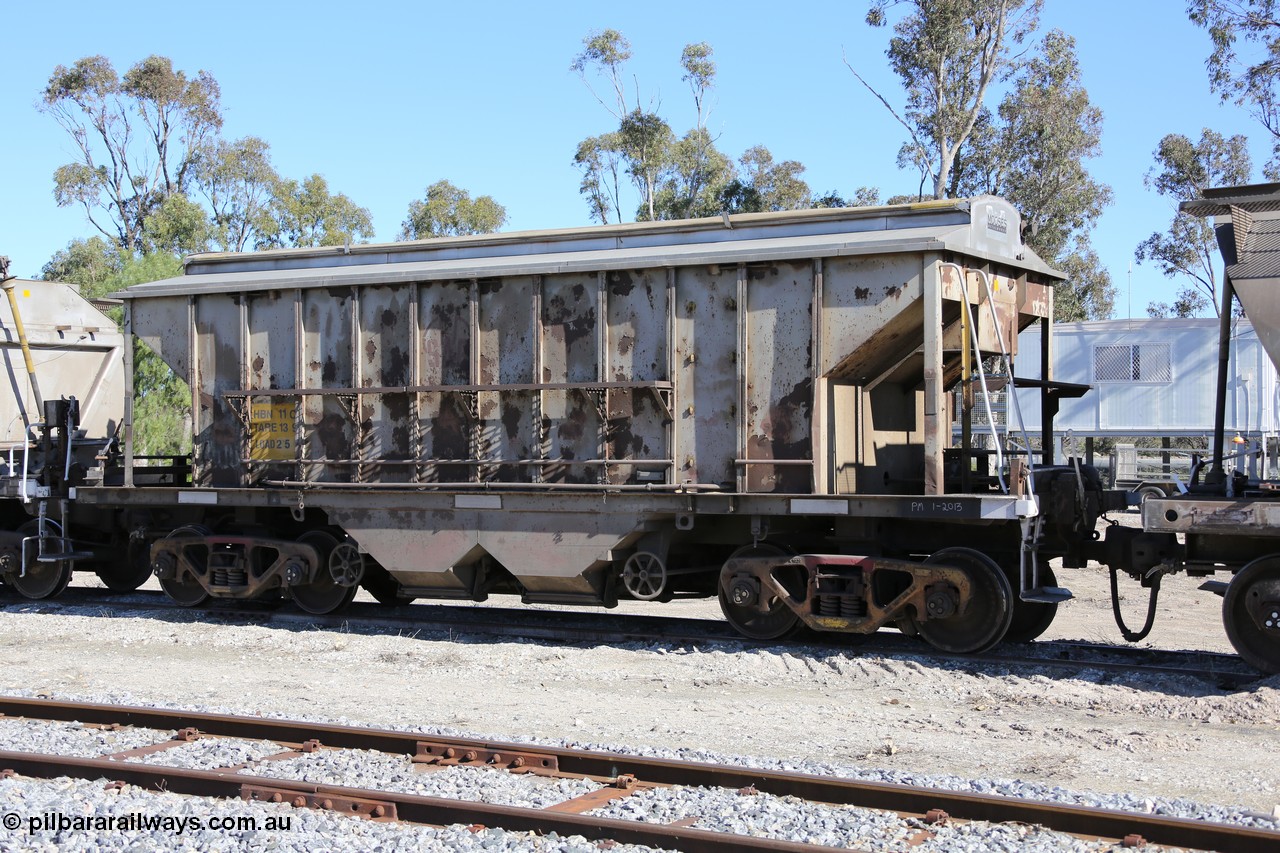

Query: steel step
[36,551,94,563]
[1020,585,1073,604]
[1198,580,1229,597]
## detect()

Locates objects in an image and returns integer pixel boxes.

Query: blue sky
[0,1,1268,317]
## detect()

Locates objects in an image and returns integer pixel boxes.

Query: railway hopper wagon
[1117,183,1280,674]
[0,264,133,598]
[4,199,1118,654]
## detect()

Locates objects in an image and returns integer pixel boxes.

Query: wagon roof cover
[117,196,1060,299]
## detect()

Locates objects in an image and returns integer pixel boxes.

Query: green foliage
[571,29,634,119]
[1147,287,1211,318]
[863,14,1112,319]
[88,254,191,457]
[40,55,223,253]
[41,250,191,455]
[40,237,122,293]
[862,0,1043,199]
[812,186,883,208]
[1188,0,1280,176]
[719,146,812,214]
[620,110,676,220]
[194,136,281,251]
[41,55,376,259]
[1052,244,1114,322]
[1135,129,1253,317]
[649,128,735,220]
[993,32,1110,258]
[141,193,213,256]
[573,31,834,223]
[680,42,716,129]
[574,134,626,224]
[399,180,508,239]
[262,174,375,248]
[991,30,1114,320]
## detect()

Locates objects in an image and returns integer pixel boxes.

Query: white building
[1012,317,1277,441]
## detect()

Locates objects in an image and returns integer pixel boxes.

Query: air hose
[1108,566,1162,642]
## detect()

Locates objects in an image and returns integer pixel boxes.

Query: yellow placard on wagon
[248,402,297,461]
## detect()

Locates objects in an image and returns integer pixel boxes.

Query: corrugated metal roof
[1182,182,1280,217]
[118,215,1061,299]
[1228,217,1280,280]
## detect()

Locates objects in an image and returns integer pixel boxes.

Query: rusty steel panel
[194,294,244,486]
[417,280,472,482]
[358,285,413,483]
[478,277,534,482]
[822,256,928,496]
[131,294,188,383]
[605,390,667,485]
[822,254,924,383]
[605,269,669,485]
[542,390,601,483]
[245,291,298,483]
[606,269,666,382]
[246,291,296,390]
[674,265,738,488]
[302,288,354,483]
[541,273,598,384]
[744,261,814,493]
[541,273,599,483]
[418,280,471,386]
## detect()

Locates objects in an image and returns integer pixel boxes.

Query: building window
[1093,343,1171,383]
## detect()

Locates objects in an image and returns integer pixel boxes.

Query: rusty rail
[0,750,821,853]
[0,697,1276,852]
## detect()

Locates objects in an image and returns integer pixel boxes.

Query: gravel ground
[0,513,1277,849]
[0,775,667,853]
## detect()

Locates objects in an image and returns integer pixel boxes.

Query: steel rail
[1,697,1277,852]
[0,749,823,853]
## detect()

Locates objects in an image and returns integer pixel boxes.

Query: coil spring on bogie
[818,595,868,617]
[209,550,248,587]
[816,570,868,619]
[211,568,248,587]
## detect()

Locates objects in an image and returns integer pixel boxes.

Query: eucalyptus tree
[40,55,222,253]
[1189,0,1280,176]
[400,180,508,239]
[262,174,375,249]
[1136,130,1253,317]
[989,30,1114,320]
[857,0,1043,200]
[194,136,281,252]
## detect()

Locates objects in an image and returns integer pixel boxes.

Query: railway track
[0,586,1263,688]
[1,696,1277,851]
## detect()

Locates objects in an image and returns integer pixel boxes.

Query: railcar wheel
[915,548,1013,654]
[717,543,801,641]
[290,531,358,615]
[7,520,72,600]
[158,525,211,607]
[1222,554,1280,675]
[95,536,154,593]
[1002,560,1059,644]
